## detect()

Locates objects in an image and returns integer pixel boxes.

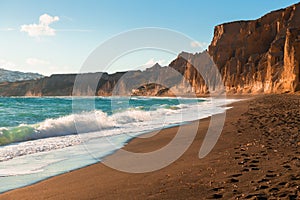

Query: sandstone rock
[208,2,300,93]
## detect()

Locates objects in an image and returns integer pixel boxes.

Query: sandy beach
[0,94,299,199]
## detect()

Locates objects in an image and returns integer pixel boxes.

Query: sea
[0,96,236,193]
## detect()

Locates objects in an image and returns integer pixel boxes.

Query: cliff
[132,3,300,95]
[0,72,131,96]
[0,3,300,96]
[208,3,300,93]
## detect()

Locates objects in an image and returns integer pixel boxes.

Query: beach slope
[1,94,299,199]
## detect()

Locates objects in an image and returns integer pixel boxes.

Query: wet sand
[1,94,299,199]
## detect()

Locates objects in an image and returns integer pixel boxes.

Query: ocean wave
[0,107,162,146]
[0,97,223,147]
[0,98,238,167]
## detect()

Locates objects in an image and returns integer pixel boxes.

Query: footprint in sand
[230,173,242,178]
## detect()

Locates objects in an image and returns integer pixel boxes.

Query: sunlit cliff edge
[0,3,299,96]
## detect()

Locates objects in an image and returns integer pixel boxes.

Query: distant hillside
[0,2,300,96]
[0,68,44,83]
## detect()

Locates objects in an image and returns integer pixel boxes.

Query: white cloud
[0,28,15,31]
[190,41,208,49]
[20,14,59,37]
[26,58,50,66]
[142,58,168,68]
[0,59,17,69]
[39,14,59,26]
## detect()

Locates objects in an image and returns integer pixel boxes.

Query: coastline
[1,94,299,199]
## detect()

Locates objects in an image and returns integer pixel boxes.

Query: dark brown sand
[1,94,299,199]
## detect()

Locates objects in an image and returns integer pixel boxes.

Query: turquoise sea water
[0,97,197,127]
[0,97,200,145]
[0,96,234,193]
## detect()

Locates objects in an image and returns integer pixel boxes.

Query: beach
[1,94,299,199]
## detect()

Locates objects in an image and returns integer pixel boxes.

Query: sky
[0,0,299,75]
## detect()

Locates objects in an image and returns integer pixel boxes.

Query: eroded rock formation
[0,3,299,96]
[208,3,300,93]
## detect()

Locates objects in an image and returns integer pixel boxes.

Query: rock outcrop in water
[0,3,300,96]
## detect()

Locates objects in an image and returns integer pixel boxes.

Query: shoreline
[0,96,239,194]
[0,96,251,199]
[1,94,299,199]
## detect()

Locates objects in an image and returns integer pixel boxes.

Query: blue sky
[0,0,299,75]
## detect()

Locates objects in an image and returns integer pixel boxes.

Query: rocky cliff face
[208,3,300,93]
[0,74,77,96]
[0,3,299,96]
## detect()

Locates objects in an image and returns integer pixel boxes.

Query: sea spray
[0,108,161,146]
